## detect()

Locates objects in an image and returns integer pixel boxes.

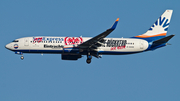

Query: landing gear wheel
[20,56,24,60]
[86,59,91,64]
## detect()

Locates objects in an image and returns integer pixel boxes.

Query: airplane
[5,10,174,64]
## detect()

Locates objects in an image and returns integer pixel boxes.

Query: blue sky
[1,0,180,101]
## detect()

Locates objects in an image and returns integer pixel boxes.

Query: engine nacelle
[61,54,82,60]
[63,46,80,53]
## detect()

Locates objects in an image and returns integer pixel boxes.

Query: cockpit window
[12,40,19,42]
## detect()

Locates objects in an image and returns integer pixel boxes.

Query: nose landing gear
[15,52,24,60]
[20,55,24,60]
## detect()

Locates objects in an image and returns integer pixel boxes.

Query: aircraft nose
[5,43,12,50]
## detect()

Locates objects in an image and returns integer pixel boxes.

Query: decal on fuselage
[33,37,43,43]
[14,44,18,49]
[106,40,127,47]
[105,39,127,50]
[64,37,83,45]
[33,37,64,43]
[110,46,126,50]
[44,44,63,48]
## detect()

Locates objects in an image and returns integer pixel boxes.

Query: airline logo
[149,16,169,31]
[64,37,83,45]
[14,44,18,49]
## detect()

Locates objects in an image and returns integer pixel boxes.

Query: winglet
[109,18,119,30]
[116,18,119,21]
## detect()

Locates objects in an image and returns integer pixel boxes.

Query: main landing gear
[86,53,92,64]
[86,58,91,64]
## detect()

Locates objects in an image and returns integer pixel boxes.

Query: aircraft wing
[78,18,119,49]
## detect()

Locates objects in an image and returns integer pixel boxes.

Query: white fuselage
[6,36,149,55]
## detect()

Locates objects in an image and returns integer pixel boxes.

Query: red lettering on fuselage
[33,37,43,43]
[110,46,126,50]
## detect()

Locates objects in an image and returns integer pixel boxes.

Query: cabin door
[24,38,29,46]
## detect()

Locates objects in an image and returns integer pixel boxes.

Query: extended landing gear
[15,52,24,60]
[86,59,91,64]
[20,55,24,60]
[86,53,92,64]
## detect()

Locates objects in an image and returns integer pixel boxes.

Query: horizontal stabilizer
[153,34,175,45]
[150,34,175,49]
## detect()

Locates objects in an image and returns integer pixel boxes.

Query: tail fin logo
[149,16,169,31]
[135,10,173,38]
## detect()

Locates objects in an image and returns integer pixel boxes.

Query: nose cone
[5,43,12,50]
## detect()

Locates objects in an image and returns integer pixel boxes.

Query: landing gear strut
[86,52,92,64]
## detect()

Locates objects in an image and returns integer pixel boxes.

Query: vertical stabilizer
[135,10,173,38]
